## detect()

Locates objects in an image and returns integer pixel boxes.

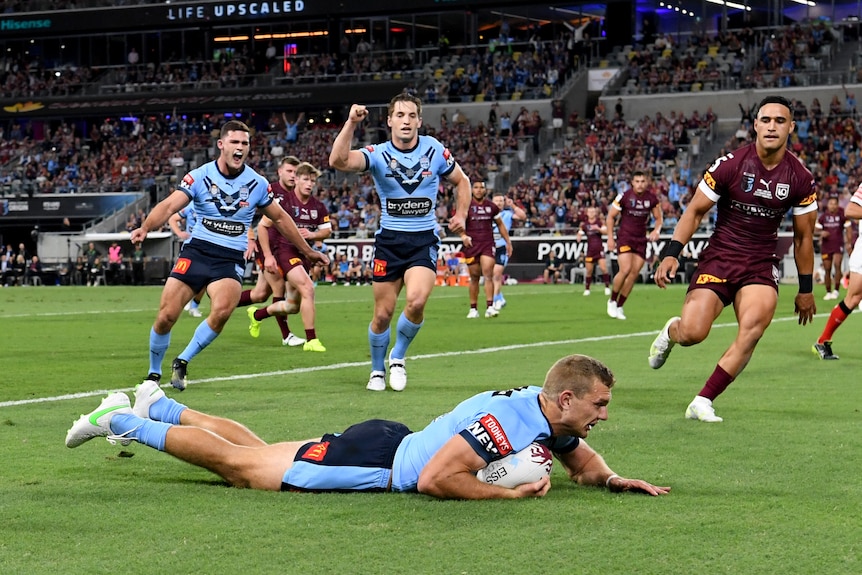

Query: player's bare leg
[180,407,268,447]
[480,255,497,317]
[687,285,775,422]
[467,259,482,318]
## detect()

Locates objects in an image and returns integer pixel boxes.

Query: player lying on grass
[65,354,669,500]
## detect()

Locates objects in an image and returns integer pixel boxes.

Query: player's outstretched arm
[329,104,369,173]
[655,189,713,289]
[417,435,548,500]
[556,440,670,496]
[792,208,817,325]
[131,190,190,244]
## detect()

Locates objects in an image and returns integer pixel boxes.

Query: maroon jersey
[278,191,331,268]
[698,143,817,267]
[466,198,501,242]
[817,210,848,255]
[580,216,605,260]
[265,181,296,251]
[612,188,659,250]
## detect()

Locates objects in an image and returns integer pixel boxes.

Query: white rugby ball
[476,442,553,488]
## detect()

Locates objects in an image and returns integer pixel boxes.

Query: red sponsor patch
[443,148,451,160]
[301,441,330,462]
[365,145,375,152]
[479,414,513,456]
[172,258,191,274]
[373,258,387,276]
[182,173,194,187]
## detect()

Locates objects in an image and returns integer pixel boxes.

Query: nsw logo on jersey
[383,147,437,194]
[203,176,260,217]
[466,414,513,457]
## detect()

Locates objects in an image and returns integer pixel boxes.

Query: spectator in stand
[107,241,123,285]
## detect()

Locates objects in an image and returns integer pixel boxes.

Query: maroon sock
[253,307,270,321]
[585,277,592,289]
[272,296,290,339]
[611,290,619,302]
[602,274,610,286]
[237,290,253,307]
[305,328,316,341]
[485,300,493,308]
[617,294,628,308]
[698,364,734,401]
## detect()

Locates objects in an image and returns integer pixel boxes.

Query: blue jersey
[176,206,197,246]
[360,135,456,232]
[391,386,579,492]
[177,161,272,253]
[493,208,515,248]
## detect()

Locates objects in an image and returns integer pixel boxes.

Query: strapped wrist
[798,274,813,294]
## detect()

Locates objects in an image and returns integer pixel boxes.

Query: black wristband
[798,274,813,294]
[664,240,684,259]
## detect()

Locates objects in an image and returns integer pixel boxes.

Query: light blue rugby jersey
[177,162,272,253]
[360,135,456,233]
[176,205,197,246]
[493,208,515,248]
[391,386,579,492]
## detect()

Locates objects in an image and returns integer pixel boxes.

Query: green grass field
[1,281,861,574]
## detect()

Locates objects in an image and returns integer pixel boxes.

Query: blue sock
[493,294,502,302]
[391,312,423,360]
[110,413,171,451]
[148,396,188,425]
[149,328,170,375]
[190,300,199,310]
[178,321,219,363]
[369,325,390,372]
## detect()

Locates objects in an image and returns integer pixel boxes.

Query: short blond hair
[541,354,615,400]
[296,162,321,178]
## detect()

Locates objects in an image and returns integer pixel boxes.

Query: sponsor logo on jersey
[182,173,195,188]
[239,186,249,201]
[172,258,191,274]
[373,258,387,276]
[775,183,790,201]
[386,197,433,217]
[741,172,755,193]
[300,441,330,462]
[730,200,786,219]
[696,273,727,284]
[202,217,245,236]
[365,145,375,152]
[703,171,716,190]
[420,156,430,170]
[442,147,455,168]
[619,245,631,253]
[465,414,513,457]
[289,257,302,266]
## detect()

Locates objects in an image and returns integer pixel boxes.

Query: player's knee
[675,322,708,346]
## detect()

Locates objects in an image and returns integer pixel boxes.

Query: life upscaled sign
[166,1,305,21]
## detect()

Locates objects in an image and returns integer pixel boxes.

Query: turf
[1,282,860,574]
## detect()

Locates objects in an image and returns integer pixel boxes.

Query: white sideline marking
[0,313,824,409]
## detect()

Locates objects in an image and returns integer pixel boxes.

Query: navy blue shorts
[169,239,245,293]
[371,228,440,282]
[494,245,509,267]
[281,419,412,492]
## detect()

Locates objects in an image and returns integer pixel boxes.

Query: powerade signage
[167,1,305,20]
[0,18,51,31]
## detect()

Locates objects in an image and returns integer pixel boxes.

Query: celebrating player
[329,93,471,392]
[648,95,818,422]
[66,354,670,499]
[815,195,851,301]
[606,171,662,320]
[247,161,331,352]
[463,181,513,318]
[812,186,862,360]
[491,193,526,310]
[130,122,329,391]
[576,206,611,296]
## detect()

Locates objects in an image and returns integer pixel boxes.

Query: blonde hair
[541,354,615,400]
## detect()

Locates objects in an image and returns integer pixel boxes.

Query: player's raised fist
[349,105,368,123]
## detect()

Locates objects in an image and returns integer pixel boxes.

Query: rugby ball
[476,442,553,488]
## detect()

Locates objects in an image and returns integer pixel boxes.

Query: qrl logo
[172,258,191,274]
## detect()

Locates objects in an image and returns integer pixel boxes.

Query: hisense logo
[0,19,52,30]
